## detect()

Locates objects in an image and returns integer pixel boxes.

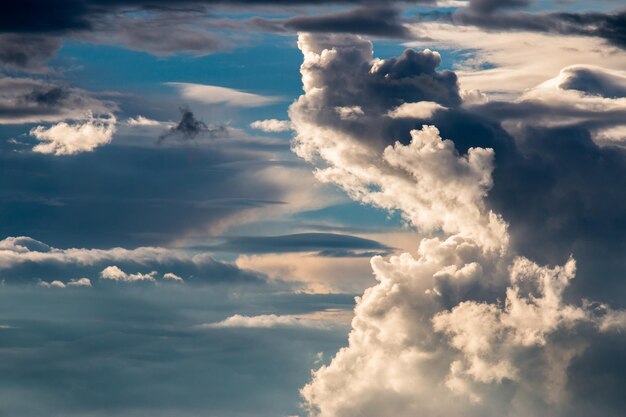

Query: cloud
[250,119,292,132]
[449,9,626,50]
[126,115,162,126]
[163,272,184,282]
[68,277,93,287]
[0,34,61,71]
[210,233,391,254]
[406,23,626,97]
[291,33,626,417]
[39,277,93,288]
[0,77,116,124]
[255,6,412,38]
[290,34,502,250]
[100,265,157,282]
[166,82,279,107]
[38,279,67,288]
[467,0,530,14]
[29,113,117,155]
[158,106,228,142]
[200,310,351,329]
[386,101,446,119]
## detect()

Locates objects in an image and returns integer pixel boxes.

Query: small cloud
[250,119,292,132]
[100,265,157,283]
[126,115,161,127]
[38,280,66,288]
[158,106,228,143]
[166,82,279,107]
[67,277,92,287]
[386,101,447,119]
[29,112,117,156]
[163,272,184,282]
[198,310,351,330]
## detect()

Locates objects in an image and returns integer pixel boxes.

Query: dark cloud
[255,6,412,38]
[0,0,432,34]
[0,34,62,71]
[467,0,531,14]
[158,106,229,142]
[207,232,391,254]
[558,66,626,98]
[449,9,626,49]
[0,78,115,124]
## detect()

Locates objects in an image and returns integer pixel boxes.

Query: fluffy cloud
[30,113,117,155]
[163,272,184,282]
[39,277,92,288]
[126,115,162,127]
[386,101,446,119]
[100,265,157,282]
[292,33,626,417]
[250,119,292,132]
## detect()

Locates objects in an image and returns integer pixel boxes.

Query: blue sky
[1,1,626,416]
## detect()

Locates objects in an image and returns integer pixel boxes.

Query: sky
[1,1,626,416]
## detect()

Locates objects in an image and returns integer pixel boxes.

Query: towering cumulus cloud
[291,34,626,417]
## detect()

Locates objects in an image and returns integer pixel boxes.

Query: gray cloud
[255,6,412,38]
[0,77,116,124]
[448,9,626,49]
[207,232,391,254]
[158,106,229,142]
[0,34,62,71]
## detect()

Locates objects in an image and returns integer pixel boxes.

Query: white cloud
[165,82,279,107]
[100,265,157,283]
[387,101,446,119]
[126,115,161,126]
[38,277,92,288]
[38,280,66,288]
[68,277,92,287]
[30,113,117,155]
[199,310,351,330]
[250,119,293,132]
[0,235,203,270]
[406,23,626,98]
[291,33,626,417]
[163,272,184,282]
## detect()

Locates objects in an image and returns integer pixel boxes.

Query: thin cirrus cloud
[165,82,280,107]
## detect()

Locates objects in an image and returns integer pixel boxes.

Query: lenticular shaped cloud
[30,113,117,155]
[166,82,279,107]
[292,33,626,417]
